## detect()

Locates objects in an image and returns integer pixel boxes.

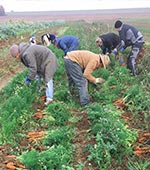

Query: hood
[19,42,30,56]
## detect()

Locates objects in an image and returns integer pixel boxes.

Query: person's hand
[25,77,31,85]
[112,48,118,55]
[120,47,125,52]
[95,78,105,84]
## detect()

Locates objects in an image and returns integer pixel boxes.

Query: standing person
[29,34,36,45]
[10,43,58,105]
[64,50,110,106]
[113,20,144,76]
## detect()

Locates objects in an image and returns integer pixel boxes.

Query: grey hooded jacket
[19,42,58,84]
[117,24,144,50]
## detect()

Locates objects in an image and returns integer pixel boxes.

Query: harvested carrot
[138,137,145,143]
[6,162,16,170]
[33,110,45,118]
[40,95,46,101]
[110,85,116,89]
[134,146,150,155]
[27,131,45,141]
[143,133,150,137]
[5,155,16,159]
[121,115,132,121]
[113,98,123,104]
[16,161,26,169]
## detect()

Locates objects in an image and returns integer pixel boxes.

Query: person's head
[31,34,35,37]
[114,20,123,31]
[31,34,36,39]
[41,34,56,46]
[99,54,110,68]
[53,39,58,47]
[96,37,103,47]
[49,34,56,44]
[10,44,20,59]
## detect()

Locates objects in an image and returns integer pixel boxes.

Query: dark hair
[114,20,123,28]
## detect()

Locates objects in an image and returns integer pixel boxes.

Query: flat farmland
[0,8,150,23]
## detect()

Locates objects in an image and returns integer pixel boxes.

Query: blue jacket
[55,35,79,55]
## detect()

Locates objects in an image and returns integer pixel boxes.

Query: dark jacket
[117,24,144,50]
[99,33,120,54]
[19,43,58,84]
[55,35,79,55]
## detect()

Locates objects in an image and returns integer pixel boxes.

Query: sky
[0,0,150,12]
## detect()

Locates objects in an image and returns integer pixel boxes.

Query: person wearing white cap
[9,42,58,106]
[63,50,110,107]
[29,34,36,45]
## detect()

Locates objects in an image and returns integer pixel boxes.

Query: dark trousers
[64,58,90,106]
[127,42,144,76]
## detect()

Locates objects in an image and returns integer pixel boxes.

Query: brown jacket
[67,50,101,83]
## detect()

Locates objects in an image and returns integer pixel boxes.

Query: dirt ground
[0,8,150,169]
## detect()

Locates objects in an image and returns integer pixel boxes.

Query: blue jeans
[46,79,53,101]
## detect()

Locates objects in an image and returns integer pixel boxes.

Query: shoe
[81,101,90,107]
[44,99,53,106]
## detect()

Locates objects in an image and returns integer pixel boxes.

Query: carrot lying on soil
[33,110,45,118]
[143,133,150,137]
[134,146,150,155]
[6,162,16,170]
[27,131,45,137]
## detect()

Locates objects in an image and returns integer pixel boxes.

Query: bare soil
[0,8,150,169]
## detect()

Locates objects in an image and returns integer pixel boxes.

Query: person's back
[114,20,144,76]
[118,23,143,48]
[96,33,120,54]
[19,43,58,81]
[54,35,79,55]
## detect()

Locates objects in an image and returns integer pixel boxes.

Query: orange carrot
[6,162,16,170]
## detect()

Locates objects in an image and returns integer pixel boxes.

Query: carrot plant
[0,19,150,170]
[85,104,137,169]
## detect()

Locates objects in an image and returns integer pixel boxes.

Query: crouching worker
[10,43,58,106]
[41,33,56,46]
[64,50,110,107]
[96,33,125,66]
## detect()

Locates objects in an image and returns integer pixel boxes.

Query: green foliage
[46,101,70,126]
[20,146,73,170]
[0,19,150,170]
[123,84,149,112]
[127,159,150,170]
[0,20,66,40]
[86,104,137,169]
[43,126,73,147]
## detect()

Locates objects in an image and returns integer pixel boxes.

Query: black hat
[114,20,123,28]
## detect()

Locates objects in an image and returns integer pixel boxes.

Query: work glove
[120,47,125,52]
[112,48,118,55]
[95,78,105,84]
[25,77,31,85]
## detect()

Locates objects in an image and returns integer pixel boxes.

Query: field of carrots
[0,9,150,170]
